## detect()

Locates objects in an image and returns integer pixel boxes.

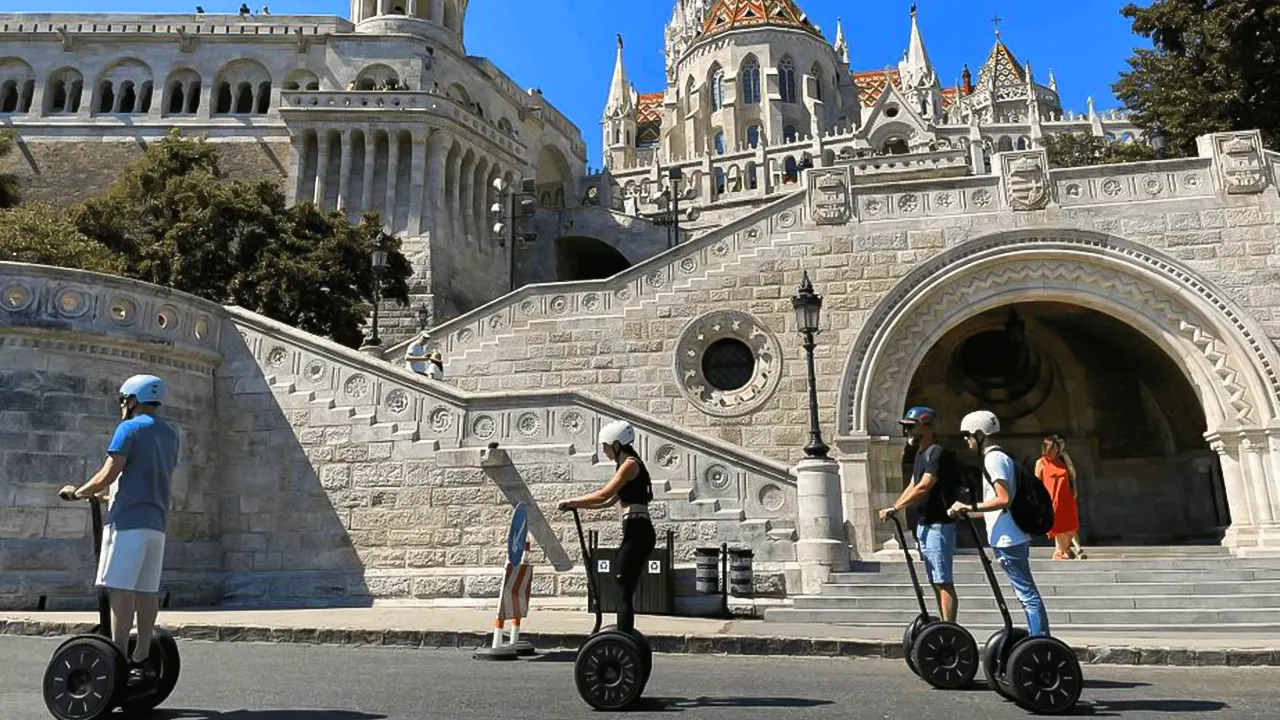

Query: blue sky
[10,1,1152,166]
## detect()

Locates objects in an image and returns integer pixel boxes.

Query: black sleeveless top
[614,448,653,505]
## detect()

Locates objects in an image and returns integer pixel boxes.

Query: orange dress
[1037,456,1080,537]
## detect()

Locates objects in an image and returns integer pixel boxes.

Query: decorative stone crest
[472,414,497,440]
[582,293,601,312]
[266,346,288,368]
[429,407,452,433]
[1,283,32,312]
[806,168,851,225]
[304,359,326,382]
[1000,150,1051,210]
[1209,131,1271,195]
[343,374,369,399]
[561,411,585,435]
[515,412,541,437]
[385,389,410,414]
[654,444,680,469]
[674,309,783,418]
[705,464,731,491]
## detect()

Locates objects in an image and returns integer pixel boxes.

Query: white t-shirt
[405,341,429,374]
[982,447,1030,548]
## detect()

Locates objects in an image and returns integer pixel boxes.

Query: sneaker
[128,658,158,685]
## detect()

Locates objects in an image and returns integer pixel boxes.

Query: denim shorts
[915,522,956,585]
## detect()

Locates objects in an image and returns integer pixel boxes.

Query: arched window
[811,62,823,101]
[783,156,798,183]
[710,68,725,112]
[745,161,758,190]
[714,130,725,155]
[746,124,760,149]
[715,167,726,194]
[778,57,797,104]
[740,58,760,105]
[783,125,798,143]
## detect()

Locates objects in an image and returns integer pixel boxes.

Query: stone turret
[602,34,638,170]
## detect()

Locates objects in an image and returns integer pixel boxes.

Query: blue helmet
[900,405,937,427]
[119,374,166,406]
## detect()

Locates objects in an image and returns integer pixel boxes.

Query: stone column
[336,129,354,214]
[458,150,476,241]
[1242,432,1279,548]
[425,132,447,239]
[794,456,851,594]
[834,436,880,560]
[377,0,390,15]
[384,129,401,232]
[408,0,419,17]
[408,132,428,235]
[361,128,377,214]
[446,146,462,241]
[1210,434,1258,549]
[287,131,307,206]
[313,131,332,209]
[431,0,444,22]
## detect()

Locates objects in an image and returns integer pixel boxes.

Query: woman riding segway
[559,419,657,710]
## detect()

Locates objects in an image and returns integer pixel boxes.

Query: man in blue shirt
[61,374,180,680]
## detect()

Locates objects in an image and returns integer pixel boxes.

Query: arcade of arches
[901,302,1229,547]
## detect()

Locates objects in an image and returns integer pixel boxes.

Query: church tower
[896,4,943,122]
[602,34,638,170]
[350,0,469,49]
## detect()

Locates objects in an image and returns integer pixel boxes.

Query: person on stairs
[1038,434,1086,560]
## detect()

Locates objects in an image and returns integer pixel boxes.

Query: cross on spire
[991,15,1004,37]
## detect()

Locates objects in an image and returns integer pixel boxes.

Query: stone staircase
[765,546,1280,631]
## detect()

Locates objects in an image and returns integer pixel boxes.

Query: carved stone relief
[806,167,852,226]
[1000,149,1051,211]
[674,309,783,417]
[1210,131,1272,195]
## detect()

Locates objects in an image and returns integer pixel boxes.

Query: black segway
[42,491,181,720]
[951,507,1083,714]
[884,509,979,690]
[568,508,652,710]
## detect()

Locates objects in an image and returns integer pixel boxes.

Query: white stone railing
[386,188,807,360]
[0,261,224,365]
[847,148,969,179]
[230,306,796,493]
[281,90,527,158]
[0,13,348,36]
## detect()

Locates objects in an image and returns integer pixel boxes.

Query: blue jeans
[993,543,1050,636]
[915,523,956,585]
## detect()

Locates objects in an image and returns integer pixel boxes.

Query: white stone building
[0,7,587,330]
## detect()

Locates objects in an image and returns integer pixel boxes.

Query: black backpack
[983,448,1055,535]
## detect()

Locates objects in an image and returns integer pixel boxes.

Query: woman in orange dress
[1036,434,1083,560]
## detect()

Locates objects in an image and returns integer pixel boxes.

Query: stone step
[851,556,1280,573]
[817,579,1280,598]
[309,404,357,426]
[763,607,1280,626]
[792,593,1280,611]
[391,438,439,459]
[761,614,1280,634]
[829,568,1280,584]
[350,418,401,443]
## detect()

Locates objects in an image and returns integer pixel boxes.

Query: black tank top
[614,448,653,505]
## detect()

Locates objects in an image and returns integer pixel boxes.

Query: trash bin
[728,548,754,597]
[694,547,721,595]
[590,529,676,615]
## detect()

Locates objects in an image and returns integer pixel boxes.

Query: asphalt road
[2,635,1277,719]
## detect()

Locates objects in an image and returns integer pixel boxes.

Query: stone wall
[0,136,290,207]
[0,263,225,609]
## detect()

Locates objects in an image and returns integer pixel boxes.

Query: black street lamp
[791,270,828,458]
[364,236,387,348]
[415,302,431,332]
[1150,123,1168,159]
[668,166,682,249]
[491,177,538,292]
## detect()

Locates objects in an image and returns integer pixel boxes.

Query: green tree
[1042,132,1158,169]
[0,203,123,274]
[1113,0,1280,155]
[73,130,411,348]
[0,131,21,209]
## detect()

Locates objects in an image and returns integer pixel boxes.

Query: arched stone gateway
[836,229,1280,556]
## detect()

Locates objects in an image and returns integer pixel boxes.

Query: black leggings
[614,515,656,634]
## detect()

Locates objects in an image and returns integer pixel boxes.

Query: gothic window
[1016,136,1028,150]
[811,62,823,101]
[98,82,115,113]
[740,57,760,105]
[746,124,760,149]
[783,156,798,183]
[710,68,725,112]
[778,57,797,104]
[714,167,726,195]
[783,125,798,143]
[714,130,725,155]
[745,161,758,189]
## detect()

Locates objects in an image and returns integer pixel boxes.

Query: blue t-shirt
[106,414,179,532]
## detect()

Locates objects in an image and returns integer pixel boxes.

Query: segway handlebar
[59,489,105,528]
[565,506,603,635]
[881,508,931,617]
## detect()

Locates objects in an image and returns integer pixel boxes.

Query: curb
[3,620,1277,667]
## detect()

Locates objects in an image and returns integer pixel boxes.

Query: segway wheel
[901,615,934,677]
[982,627,1027,701]
[43,634,128,720]
[632,629,653,690]
[911,621,979,690]
[574,632,646,711]
[119,627,182,713]
[1007,636,1083,715]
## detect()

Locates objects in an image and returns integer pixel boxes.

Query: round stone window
[701,338,755,391]
[674,310,783,418]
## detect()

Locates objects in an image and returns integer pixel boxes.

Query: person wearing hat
[425,349,444,380]
[879,406,961,623]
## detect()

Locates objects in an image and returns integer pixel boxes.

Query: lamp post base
[358,339,383,357]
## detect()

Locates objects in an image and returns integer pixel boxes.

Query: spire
[961,64,973,94]
[1048,68,1057,91]
[833,17,849,64]
[898,3,936,89]
[604,33,634,119]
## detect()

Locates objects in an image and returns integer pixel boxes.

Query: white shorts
[95,525,166,594]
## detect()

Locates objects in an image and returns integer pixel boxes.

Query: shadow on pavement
[1062,699,1228,716]
[635,696,834,712]
[155,711,386,719]
[523,650,579,663]
[1082,678,1152,690]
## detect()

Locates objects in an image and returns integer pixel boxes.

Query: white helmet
[598,420,636,447]
[960,410,1000,437]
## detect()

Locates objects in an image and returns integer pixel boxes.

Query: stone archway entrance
[836,230,1280,559]
[906,301,1230,546]
[554,235,632,282]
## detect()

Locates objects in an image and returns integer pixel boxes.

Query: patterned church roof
[700,0,824,40]
[976,38,1026,87]
[854,69,961,110]
[636,92,664,146]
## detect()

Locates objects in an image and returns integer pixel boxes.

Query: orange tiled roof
[854,68,962,110]
[701,0,824,40]
[636,92,663,146]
